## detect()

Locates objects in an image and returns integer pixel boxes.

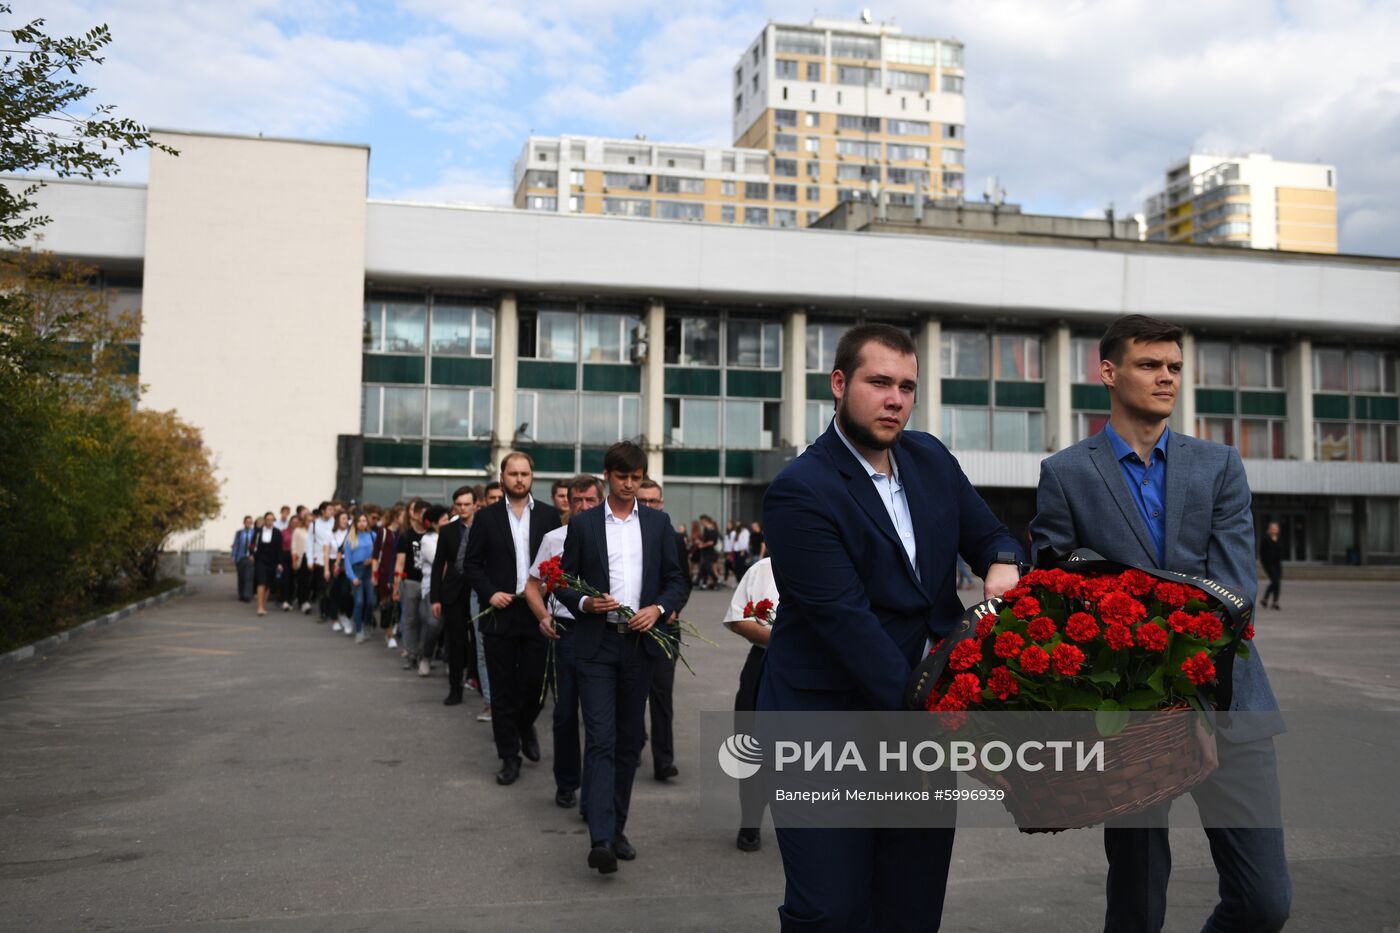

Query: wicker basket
[987,711,1213,832]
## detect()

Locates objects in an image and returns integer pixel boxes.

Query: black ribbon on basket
[904,548,1253,714]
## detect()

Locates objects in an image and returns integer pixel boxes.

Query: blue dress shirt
[1104,421,1169,565]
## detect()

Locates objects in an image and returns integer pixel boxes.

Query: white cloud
[384,167,513,207]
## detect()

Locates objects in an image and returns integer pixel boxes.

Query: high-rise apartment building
[732,18,966,219]
[1143,153,1338,253]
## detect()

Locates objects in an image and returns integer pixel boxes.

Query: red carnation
[1183,587,1210,605]
[1135,622,1168,652]
[751,598,775,621]
[537,555,566,592]
[988,666,1018,701]
[1051,642,1085,677]
[1098,590,1148,628]
[1104,623,1134,651]
[1167,610,1194,634]
[949,672,983,704]
[949,638,983,672]
[1018,644,1050,675]
[1153,582,1189,608]
[742,600,755,618]
[1046,569,1083,598]
[1065,612,1100,643]
[994,631,1025,659]
[1003,585,1031,602]
[1190,612,1224,643]
[1242,622,1255,640]
[1012,597,1041,619]
[1118,569,1156,596]
[974,615,996,639]
[1181,651,1216,685]
[1027,616,1057,643]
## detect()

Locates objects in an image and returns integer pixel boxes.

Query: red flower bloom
[1098,590,1148,628]
[1181,651,1216,685]
[1135,622,1168,652]
[1242,622,1255,640]
[1104,623,1135,651]
[1117,569,1156,596]
[1064,612,1100,643]
[742,600,754,618]
[1027,616,1057,643]
[949,673,983,704]
[537,556,566,592]
[1152,581,1189,608]
[1189,612,1224,643]
[749,598,775,621]
[1002,585,1031,602]
[988,666,1018,701]
[974,615,996,639]
[949,638,983,672]
[993,631,1025,659]
[1167,610,1194,634]
[1012,597,1041,619]
[1051,643,1085,677]
[1183,587,1210,605]
[1018,644,1050,675]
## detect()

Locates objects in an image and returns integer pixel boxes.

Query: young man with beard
[554,442,688,874]
[1030,314,1289,933]
[463,453,561,785]
[760,323,1022,930]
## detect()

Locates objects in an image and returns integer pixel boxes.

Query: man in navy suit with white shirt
[761,324,1023,931]
[554,441,689,875]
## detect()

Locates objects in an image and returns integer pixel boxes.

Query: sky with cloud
[25,0,1400,256]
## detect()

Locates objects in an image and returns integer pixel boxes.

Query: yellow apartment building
[1144,153,1338,253]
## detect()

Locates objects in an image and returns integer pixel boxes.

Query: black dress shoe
[612,833,636,861]
[496,757,522,785]
[443,690,463,706]
[521,726,541,763]
[653,764,679,781]
[555,788,577,808]
[587,839,618,874]
[736,828,761,852]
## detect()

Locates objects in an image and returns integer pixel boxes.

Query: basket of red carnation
[906,550,1255,830]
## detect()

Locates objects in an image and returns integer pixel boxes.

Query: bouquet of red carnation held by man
[536,555,718,674]
[906,548,1255,831]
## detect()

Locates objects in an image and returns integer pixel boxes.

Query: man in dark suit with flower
[1030,314,1290,933]
[761,324,1023,931]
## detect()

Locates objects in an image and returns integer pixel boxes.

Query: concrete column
[642,298,667,480]
[1286,336,1314,461]
[782,308,808,448]
[490,292,519,473]
[917,317,942,436]
[1171,330,1197,436]
[1044,323,1073,453]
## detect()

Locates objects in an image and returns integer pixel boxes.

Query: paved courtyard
[1,575,1398,931]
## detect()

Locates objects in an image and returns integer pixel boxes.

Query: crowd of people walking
[229,442,775,869]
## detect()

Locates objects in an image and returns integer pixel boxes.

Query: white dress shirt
[833,418,918,580]
[506,496,535,594]
[419,531,438,601]
[603,497,645,623]
[530,525,573,621]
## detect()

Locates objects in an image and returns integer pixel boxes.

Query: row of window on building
[361,297,1399,464]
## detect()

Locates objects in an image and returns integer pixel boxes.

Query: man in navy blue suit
[761,323,1023,931]
[555,441,689,874]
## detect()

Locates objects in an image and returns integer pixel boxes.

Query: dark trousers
[308,564,327,615]
[1261,568,1281,606]
[735,644,767,829]
[483,630,548,762]
[442,599,471,690]
[1103,736,1290,933]
[577,630,654,844]
[551,626,582,794]
[774,825,956,932]
[647,651,676,773]
[235,558,254,601]
[696,550,717,588]
[292,563,311,606]
[278,555,295,603]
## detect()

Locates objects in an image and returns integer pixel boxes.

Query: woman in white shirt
[723,556,778,853]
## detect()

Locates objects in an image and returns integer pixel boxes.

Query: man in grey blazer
[1030,315,1290,933]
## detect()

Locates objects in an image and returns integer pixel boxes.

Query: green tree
[0,3,177,243]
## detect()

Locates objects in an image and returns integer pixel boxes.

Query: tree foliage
[0,3,177,243]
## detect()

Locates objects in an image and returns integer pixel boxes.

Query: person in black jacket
[1260,520,1284,610]
[251,511,283,617]
[463,452,561,786]
[635,479,691,782]
[430,486,481,703]
[554,442,689,874]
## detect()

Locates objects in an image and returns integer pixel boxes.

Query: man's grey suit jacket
[1030,429,1283,742]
